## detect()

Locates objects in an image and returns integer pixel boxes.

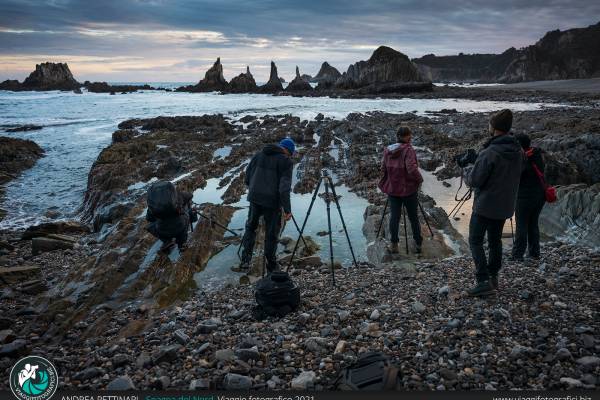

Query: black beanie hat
[490,109,513,133]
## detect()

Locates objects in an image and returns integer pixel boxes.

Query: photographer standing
[464,109,523,296]
[378,127,424,254]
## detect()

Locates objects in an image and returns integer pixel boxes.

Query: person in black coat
[146,189,193,252]
[512,133,546,261]
[239,138,295,272]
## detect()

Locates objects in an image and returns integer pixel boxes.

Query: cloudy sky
[0,0,598,82]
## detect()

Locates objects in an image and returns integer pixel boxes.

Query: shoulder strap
[530,158,547,189]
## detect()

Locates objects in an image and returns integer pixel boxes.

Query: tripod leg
[418,200,435,238]
[402,204,409,255]
[286,178,323,272]
[324,179,336,287]
[327,177,358,267]
[291,215,309,249]
[376,198,389,239]
[510,218,514,245]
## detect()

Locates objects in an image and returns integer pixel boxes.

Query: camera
[454,149,478,168]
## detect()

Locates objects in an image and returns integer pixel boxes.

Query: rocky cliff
[182,58,230,92]
[259,61,284,93]
[0,62,80,91]
[310,61,341,84]
[229,66,258,93]
[413,21,600,83]
[335,46,427,90]
[286,66,313,92]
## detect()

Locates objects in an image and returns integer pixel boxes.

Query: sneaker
[387,242,400,254]
[467,281,495,297]
[490,275,498,290]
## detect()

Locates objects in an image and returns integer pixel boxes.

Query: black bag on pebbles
[334,352,401,390]
[253,271,300,319]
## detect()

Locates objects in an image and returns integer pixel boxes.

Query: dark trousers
[512,197,545,259]
[241,202,282,271]
[388,193,422,245]
[147,223,188,248]
[469,213,505,282]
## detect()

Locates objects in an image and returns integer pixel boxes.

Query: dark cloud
[0,0,599,80]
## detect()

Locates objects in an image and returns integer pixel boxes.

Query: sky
[0,0,599,82]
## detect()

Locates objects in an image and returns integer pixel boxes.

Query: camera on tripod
[454,149,478,168]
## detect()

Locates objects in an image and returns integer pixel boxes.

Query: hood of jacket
[485,134,522,162]
[386,142,411,159]
[262,144,286,156]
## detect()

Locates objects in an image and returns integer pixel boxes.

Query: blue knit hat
[279,138,296,155]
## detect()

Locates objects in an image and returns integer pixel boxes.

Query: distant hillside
[413,21,600,83]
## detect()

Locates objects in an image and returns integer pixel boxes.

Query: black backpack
[254,271,300,318]
[334,352,401,390]
[147,181,180,219]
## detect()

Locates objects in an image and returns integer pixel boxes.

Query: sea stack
[194,57,230,92]
[335,46,429,91]
[311,62,341,85]
[229,66,258,93]
[0,62,80,91]
[286,66,313,91]
[260,61,284,93]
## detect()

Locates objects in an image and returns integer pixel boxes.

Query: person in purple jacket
[378,127,424,254]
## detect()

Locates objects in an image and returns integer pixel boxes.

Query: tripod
[286,170,357,287]
[375,196,434,254]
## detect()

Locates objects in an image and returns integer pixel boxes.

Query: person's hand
[284,212,292,221]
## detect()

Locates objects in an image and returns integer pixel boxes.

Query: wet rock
[0,137,44,186]
[291,371,316,390]
[215,348,235,362]
[189,378,210,390]
[31,235,76,255]
[107,375,136,390]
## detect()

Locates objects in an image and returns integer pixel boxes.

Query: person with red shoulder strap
[378,126,424,254]
[512,133,547,261]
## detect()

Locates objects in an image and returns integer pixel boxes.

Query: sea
[0,84,554,235]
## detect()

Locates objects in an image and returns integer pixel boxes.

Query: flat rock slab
[0,265,41,285]
[32,236,74,255]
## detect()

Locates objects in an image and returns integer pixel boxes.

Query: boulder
[0,265,41,285]
[259,61,284,93]
[223,373,252,390]
[335,46,427,90]
[286,66,313,92]
[291,371,316,390]
[106,375,136,390]
[229,66,258,93]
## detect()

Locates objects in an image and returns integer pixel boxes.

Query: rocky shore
[0,97,598,391]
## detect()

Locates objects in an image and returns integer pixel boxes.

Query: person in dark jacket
[239,138,295,272]
[146,190,193,252]
[464,109,524,296]
[512,133,546,261]
[378,127,424,254]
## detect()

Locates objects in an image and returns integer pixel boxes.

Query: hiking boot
[387,242,400,254]
[238,261,251,271]
[467,281,495,297]
[490,275,498,290]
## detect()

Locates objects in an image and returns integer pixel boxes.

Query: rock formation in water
[0,137,44,220]
[83,81,155,94]
[259,61,284,93]
[311,61,341,85]
[286,66,313,92]
[413,21,600,83]
[335,46,427,91]
[0,62,81,91]
[229,66,258,93]
[180,58,230,92]
[327,46,432,94]
[301,74,312,81]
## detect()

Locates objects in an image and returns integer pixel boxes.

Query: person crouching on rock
[512,133,546,261]
[464,109,524,296]
[378,127,424,254]
[146,181,194,253]
[239,138,295,272]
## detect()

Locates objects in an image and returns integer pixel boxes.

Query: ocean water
[0,87,556,229]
